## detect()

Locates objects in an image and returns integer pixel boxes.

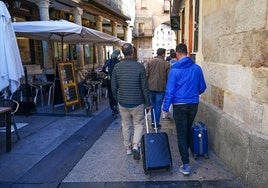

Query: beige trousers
[118,104,145,148]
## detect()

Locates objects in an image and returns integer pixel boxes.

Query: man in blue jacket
[162,43,206,176]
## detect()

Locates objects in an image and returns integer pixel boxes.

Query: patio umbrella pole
[61,35,64,61]
[93,44,96,71]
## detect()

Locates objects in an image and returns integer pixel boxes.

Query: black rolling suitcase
[141,109,172,175]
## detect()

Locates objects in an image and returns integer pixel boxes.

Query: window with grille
[138,23,145,36]
[164,0,170,13]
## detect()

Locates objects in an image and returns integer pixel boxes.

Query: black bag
[141,109,172,175]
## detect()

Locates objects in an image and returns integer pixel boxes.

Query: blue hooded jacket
[162,56,206,112]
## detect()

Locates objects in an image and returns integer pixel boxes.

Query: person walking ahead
[146,48,170,129]
[162,43,206,176]
[111,43,151,160]
[101,49,120,115]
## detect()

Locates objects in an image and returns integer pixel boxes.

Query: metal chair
[0,99,20,140]
[47,83,54,106]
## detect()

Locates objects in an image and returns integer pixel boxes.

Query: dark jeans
[173,103,198,164]
[107,80,117,110]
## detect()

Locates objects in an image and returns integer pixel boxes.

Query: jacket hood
[172,56,194,69]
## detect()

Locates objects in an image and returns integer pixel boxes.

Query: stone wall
[197,0,268,187]
[196,101,268,188]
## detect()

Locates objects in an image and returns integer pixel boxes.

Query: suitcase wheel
[167,167,173,174]
[193,153,209,160]
[204,154,209,159]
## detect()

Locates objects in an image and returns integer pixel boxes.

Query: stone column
[95,15,103,31]
[123,25,129,42]
[94,16,104,69]
[111,21,117,37]
[35,0,52,70]
[73,7,84,70]
[125,21,133,43]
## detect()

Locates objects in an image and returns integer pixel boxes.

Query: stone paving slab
[63,117,242,184]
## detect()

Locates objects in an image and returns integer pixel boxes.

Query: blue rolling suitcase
[141,109,172,175]
[191,121,209,160]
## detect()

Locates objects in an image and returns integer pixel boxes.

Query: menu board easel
[55,61,80,114]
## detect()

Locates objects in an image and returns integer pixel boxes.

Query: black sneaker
[132,148,140,160]
[151,122,155,129]
[152,123,161,130]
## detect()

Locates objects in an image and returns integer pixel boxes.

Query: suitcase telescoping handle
[144,108,158,133]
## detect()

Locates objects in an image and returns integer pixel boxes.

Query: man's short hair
[170,49,175,54]
[176,43,188,54]
[170,52,176,59]
[157,48,166,56]
[122,43,133,56]
[111,49,120,58]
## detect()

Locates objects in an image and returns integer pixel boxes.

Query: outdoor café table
[0,107,12,152]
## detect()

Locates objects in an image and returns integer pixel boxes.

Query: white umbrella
[0,1,24,94]
[12,20,125,61]
[12,20,125,45]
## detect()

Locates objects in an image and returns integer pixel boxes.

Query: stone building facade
[133,0,172,63]
[177,0,268,187]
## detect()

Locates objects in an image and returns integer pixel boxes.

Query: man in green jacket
[111,43,151,160]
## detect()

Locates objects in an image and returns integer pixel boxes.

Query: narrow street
[0,99,244,187]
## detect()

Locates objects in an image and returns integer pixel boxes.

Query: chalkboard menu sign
[57,61,80,112]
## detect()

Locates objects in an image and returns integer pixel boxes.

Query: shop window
[33,40,43,66]
[17,38,31,64]
[70,44,77,60]
[84,44,94,65]
[53,42,67,61]
[53,43,78,62]
[17,38,43,66]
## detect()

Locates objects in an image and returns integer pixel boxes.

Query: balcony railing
[133,29,153,37]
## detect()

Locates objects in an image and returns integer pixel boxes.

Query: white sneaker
[126,146,132,155]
